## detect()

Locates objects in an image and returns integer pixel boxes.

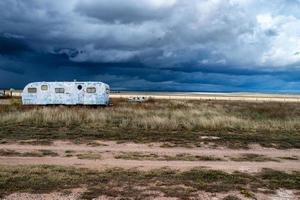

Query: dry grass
[0,165,299,199]
[115,152,223,161]
[278,156,299,160]
[230,154,279,162]
[0,149,58,157]
[0,99,300,148]
[76,152,102,160]
[1,99,299,132]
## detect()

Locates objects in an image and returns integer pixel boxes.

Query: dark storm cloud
[0,35,29,55]
[75,0,174,23]
[0,0,300,92]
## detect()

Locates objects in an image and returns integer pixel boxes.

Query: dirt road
[0,140,299,173]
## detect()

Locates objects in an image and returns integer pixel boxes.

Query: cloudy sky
[0,0,300,92]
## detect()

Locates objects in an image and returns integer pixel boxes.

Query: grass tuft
[115,152,223,161]
[230,154,279,162]
[76,152,102,160]
[0,149,58,157]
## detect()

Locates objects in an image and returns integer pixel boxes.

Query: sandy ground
[0,140,299,173]
[4,189,299,200]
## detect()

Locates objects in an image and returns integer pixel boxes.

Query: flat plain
[0,97,299,200]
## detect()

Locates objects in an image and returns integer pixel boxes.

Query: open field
[2,90,300,102]
[1,98,300,148]
[0,98,300,199]
[111,91,300,102]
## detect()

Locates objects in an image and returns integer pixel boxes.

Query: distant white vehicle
[22,81,110,105]
[128,96,149,103]
[0,91,4,97]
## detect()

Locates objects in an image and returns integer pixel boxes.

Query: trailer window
[28,87,37,93]
[41,85,48,91]
[87,87,96,93]
[55,88,65,93]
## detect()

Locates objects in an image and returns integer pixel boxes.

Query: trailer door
[75,83,85,104]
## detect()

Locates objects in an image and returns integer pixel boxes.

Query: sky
[0,0,300,92]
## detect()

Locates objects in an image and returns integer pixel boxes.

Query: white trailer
[22,81,110,105]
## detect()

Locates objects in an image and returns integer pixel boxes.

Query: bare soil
[0,140,299,173]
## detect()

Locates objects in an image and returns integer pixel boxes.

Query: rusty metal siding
[22,82,109,105]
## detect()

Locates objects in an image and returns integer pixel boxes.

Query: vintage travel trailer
[22,81,110,105]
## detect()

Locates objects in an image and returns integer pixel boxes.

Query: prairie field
[0,98,299,199]
[1,98,300,148]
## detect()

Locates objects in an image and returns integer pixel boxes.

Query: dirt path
[4,189,299,200]
[1,141,299,156]
[0,140,299,172]
[1,156,300,172]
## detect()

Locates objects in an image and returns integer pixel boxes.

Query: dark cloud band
[0,0,300,92]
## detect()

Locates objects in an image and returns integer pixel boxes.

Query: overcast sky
[0,0,300,92]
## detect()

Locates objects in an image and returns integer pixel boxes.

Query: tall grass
[0,99,300,132]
